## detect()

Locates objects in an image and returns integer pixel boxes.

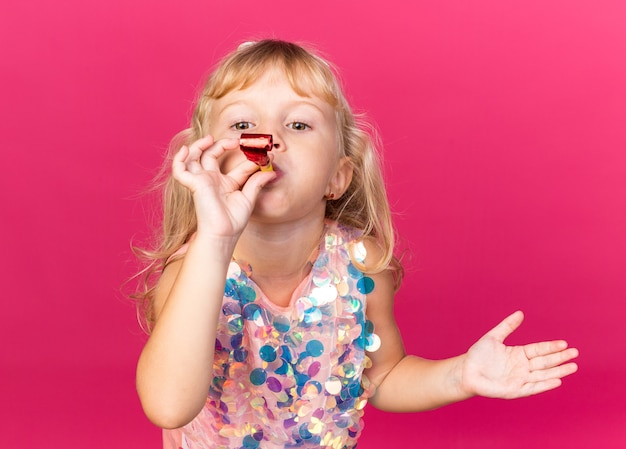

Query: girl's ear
[326,156,353,199]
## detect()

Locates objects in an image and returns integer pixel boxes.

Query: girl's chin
[250,196,286,218]
[250,199,327,225]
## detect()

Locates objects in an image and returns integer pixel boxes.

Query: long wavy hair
[133,39,403,331]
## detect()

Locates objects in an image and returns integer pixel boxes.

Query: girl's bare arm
[136,235,233,429]
[364,249,578,412]
[136,136,274,428]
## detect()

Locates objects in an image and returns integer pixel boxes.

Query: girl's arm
[136,136,275,428]
[136,235,233,429]
[363,248,579,412]
[363,266,472,411]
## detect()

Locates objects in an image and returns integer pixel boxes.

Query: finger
[240,171,277,201]
[172,136,214,177]
[527,361,579,384]
[172,145,201,188]
[485,311,524,343]
[524,340,573,359]
[187,135,215,160]
[172,145,190,176]
[226,149,276,182]
[518,378,564,397]
[199,138,239,169]
[528,347,579,371]
[225,160,263,185]
[517,363,578,397]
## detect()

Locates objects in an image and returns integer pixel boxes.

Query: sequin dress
[163,221,380,449]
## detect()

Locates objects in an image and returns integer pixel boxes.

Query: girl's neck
[233,217,326,306]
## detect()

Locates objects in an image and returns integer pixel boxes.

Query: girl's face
[208,69,350,223]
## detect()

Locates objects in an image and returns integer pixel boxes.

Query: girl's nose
[271,133,284,151]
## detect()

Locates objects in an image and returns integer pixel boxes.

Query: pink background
[1,0,625,447]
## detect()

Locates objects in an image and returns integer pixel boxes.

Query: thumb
[485,310,524,343]
[240,171,276,202]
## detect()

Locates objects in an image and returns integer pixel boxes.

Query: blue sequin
[348,380,364,398]
[273,315,291,333]
[298,423,313,440]
[231,284,256,305]
[356,276,375,294]
[242,435,260,448]
[259,344,277,362]
[250,368,267,386]
[237,285,257,304]
[303,307,322,325]
[295,373,310,387]
[347,262,361,278]
[280,345,294,363]
[234,347,248,362]
[243,303,262,320]
[306,340,324,357]
[230,333,243,348]
[224,278,239,298]
[275,360,291,375]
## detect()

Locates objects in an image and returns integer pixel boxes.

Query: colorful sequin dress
[163,221,380,449]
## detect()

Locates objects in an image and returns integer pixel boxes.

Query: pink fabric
[163,428,185,449]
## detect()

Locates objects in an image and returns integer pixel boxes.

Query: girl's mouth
[267,165,282,183]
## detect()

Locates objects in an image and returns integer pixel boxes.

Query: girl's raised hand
[172,135,275,238]
[460,311,579,399]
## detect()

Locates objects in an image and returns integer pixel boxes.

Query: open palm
[461,311,579,399]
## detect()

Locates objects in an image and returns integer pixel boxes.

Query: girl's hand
[460,311,579,399]
[172,135,275,238]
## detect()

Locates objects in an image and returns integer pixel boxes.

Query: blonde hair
[134,39,403,330]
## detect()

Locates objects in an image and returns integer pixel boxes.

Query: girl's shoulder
[326,220,383,273]
[326,219,365,245]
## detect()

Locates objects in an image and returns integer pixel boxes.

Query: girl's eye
[287,122,310,131]
[233,122,253,130]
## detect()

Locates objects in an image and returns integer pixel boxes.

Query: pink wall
[1,0,624,447]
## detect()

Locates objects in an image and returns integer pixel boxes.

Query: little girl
[135,40,579,449]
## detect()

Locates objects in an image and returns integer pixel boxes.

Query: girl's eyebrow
[289,100,328,116]
[217,99,328,117]
[214,101,247,117]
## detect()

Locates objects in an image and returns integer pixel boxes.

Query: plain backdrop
[1,0,625,447]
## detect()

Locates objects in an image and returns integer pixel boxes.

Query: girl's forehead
[241,69,312,95]
[214,63,339,107]
[215,71,334,111]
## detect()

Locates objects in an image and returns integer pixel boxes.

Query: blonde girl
[135,40,578,449]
